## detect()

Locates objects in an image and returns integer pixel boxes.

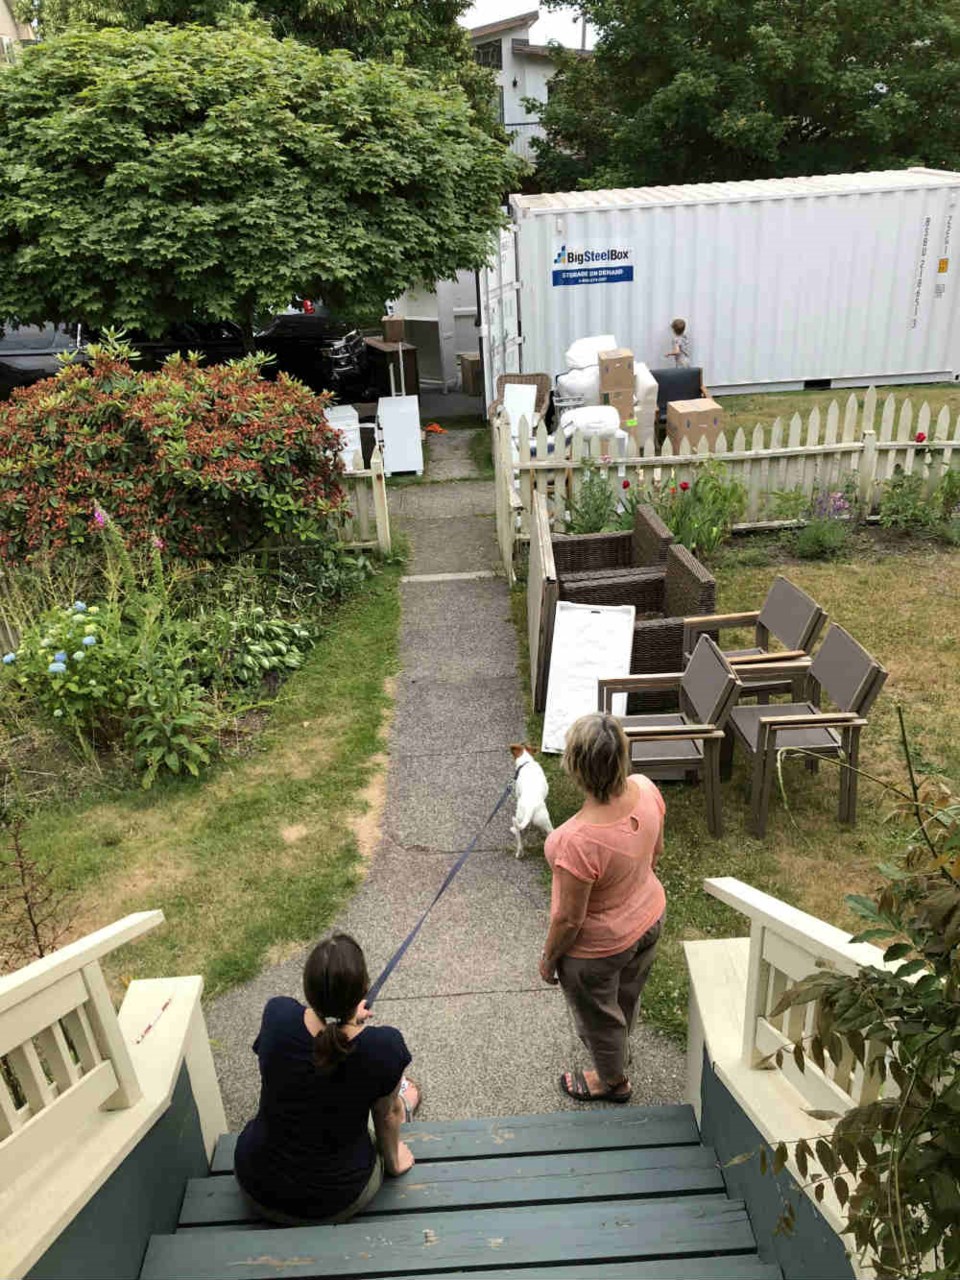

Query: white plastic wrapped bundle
[563,334,618,370]
[559,404,623,436]
[556,365,601,404]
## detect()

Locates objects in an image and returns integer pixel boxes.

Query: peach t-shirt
[544,774,666,959]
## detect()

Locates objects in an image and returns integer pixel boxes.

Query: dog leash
[365,778,515,1006]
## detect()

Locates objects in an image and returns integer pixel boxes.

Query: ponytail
[312,1021,354,1074]
[302,933,370,1076]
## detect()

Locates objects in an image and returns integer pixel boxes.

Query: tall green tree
[535,0,960,188]
[14,0,495,124]
[0,24,521,337]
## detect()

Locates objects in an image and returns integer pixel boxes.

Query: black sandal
[560,1069,632,1104]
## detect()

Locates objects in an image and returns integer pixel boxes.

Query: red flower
[915,432,927,443]
[622,479,631,490]
[680,481,690,491]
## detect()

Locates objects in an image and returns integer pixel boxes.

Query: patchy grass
[512,541,960,1039]
[468,426,494,479]
[718,381,960,442]
[25,565,402,997]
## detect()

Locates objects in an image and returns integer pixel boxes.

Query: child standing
[664,318,691,367]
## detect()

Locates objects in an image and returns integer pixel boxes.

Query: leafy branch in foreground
[747,713,959,1279]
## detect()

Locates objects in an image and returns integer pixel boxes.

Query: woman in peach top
[539,713,666,1103]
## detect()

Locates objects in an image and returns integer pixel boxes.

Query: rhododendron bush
[0,347,346,561]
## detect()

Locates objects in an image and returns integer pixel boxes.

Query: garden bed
[513,536,960,1040]
[8,562,401,996]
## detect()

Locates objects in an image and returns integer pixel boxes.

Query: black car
[0,322,84,399]
[87,321,247,371]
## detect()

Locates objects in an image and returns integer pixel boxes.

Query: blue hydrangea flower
[48,661,67,674]
[73,601,87,613]
[2,653,14,665]
[72,651,85,661]
[54,650,68,663]
[82,635,97,648]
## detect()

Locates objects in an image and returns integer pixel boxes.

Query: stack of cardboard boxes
[598,348,635,425]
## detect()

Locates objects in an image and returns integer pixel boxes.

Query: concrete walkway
[207,429,684,1128]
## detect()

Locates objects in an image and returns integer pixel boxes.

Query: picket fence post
[370,445,392,555]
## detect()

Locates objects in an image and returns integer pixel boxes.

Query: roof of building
[512,168,960,214]
[469,9,539,41]
[511,37,590,58]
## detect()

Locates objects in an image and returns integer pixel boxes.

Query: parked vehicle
[0,323,84,399]
[255,309,370,398]
[110,321,247,370]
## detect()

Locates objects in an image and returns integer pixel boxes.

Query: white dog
[509,744,553,858]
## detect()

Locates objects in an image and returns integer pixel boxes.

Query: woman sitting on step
[234,933,420,1224]
[539,713,666,1104]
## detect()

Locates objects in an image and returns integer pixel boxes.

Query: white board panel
[378,395,423,476]
[327,404,362,470]
[542,602,635,754]
[502,382,537,433]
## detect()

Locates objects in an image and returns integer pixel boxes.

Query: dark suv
[0,323,84,399]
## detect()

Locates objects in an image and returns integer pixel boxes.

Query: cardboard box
[665,397,724,451]
[601,386,634,426]
[598,347,634,391]
[382,315,405,343]
[459,352,482,397]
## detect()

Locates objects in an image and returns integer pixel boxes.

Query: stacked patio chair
[725,623,888,837]
[599,635,743,837]
[682,575,828,703]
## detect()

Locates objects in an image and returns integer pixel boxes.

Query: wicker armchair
[487,373,552,424]
[552,504,674,580]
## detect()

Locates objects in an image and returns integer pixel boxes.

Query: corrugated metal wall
[514,177,960,391]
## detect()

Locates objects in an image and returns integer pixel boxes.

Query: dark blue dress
[234,996,411,1218]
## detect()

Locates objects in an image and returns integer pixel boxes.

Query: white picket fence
[339,444,392,554]
[493,388,960,557]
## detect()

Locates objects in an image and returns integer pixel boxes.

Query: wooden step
[406,1263,782,1280]
[141,1196,761,1279]
[210,1105,700,1173]
[181,1144,725,1226]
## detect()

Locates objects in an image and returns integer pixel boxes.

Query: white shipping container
[505,168,960,394]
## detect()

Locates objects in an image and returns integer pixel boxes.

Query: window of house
[474,39,503,69]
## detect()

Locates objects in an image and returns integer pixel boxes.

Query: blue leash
[365,779,515,1006]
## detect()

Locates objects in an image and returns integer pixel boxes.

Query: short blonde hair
[563,713,630,804]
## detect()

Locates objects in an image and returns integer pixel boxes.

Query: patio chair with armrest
[552,503,674,579]
[727,624,888,837]
[682,575,828,703]
[598,635,743,837]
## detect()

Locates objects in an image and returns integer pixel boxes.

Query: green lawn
[26,565,402,997]
[514,536,960,1039]
[717,381,960,442]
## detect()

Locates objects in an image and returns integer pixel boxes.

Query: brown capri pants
[557,915,664,1084]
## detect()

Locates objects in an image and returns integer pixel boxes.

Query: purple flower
[151,535,166,550]
[93,508,107,527]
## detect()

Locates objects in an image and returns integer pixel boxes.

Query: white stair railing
[0,912,163,1186]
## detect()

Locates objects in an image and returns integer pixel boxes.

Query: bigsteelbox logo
[554,244,631,266]
[552,243,633,285]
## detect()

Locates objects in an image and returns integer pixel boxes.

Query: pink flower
[680,481,690,491]
[622,479,631,490]
[152,535,166,550]
[93,507,107,527]
[915,432,927,444]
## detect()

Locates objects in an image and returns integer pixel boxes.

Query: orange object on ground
[424,422,447,434]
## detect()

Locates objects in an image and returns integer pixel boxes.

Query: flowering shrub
[622,461,746,555]
[0,342,347,562]
[4,601,132,740]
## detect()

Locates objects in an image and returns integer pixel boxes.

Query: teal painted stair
[140,1105,782,1279]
